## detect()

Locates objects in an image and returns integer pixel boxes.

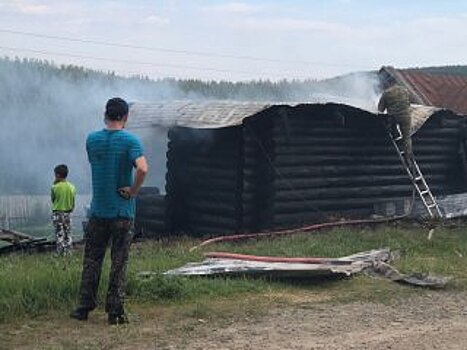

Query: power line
[0,28,368,69]
[0,45,310,78]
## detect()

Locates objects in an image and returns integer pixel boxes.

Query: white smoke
[0,58,183,196]
[308,71,382,112]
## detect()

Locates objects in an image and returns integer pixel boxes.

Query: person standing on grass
[51,164,76,255]
[70,97,148,325]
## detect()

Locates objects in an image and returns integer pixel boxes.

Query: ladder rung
[414,176,423,181]
[427,204,438,208]
[420,190,430,196]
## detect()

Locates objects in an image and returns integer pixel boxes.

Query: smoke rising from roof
[0,58,382,196]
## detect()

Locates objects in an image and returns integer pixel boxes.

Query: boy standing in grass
[51,164,76,255]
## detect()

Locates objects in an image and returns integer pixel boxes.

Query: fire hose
[203,252,352,265]
[190,214,407,251]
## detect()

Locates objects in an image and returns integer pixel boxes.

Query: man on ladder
[378,84,442,219]
[378,84,413,168]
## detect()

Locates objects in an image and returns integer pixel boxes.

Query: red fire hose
[190,215,405,251]
[203,252,352,265]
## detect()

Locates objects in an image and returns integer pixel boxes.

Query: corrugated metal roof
[128,101,273,129]
[127,100,444,134]
[381,67,467,115]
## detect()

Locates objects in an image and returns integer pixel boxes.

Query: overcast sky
[0,0,466,81]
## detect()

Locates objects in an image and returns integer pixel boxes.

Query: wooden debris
[0,227,49,255]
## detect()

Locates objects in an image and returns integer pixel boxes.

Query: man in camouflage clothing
[51,164,76,255]
[70,98,148,325]
[378,84,413,165]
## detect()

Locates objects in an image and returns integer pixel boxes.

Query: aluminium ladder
[388,124,443,218]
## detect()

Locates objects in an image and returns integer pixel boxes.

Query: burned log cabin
[127,101,466,237]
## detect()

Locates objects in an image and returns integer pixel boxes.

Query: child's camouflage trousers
[52,212,72,255]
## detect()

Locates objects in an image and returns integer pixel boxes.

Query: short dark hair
[105,97,129,121]
[54,164,69,178]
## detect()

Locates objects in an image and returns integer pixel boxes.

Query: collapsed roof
[128,100,447,135]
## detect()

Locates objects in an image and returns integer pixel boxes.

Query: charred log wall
[268,105,464,228]
[138,105,465,237]
[135,187,167,238]
[166,126,243,235]
[242,114,275,231]
[412,112,464,194]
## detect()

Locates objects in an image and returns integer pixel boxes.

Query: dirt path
[3,291,467,350]
[186,292,467,350]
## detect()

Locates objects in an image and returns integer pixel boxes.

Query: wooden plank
[0,228,35,243]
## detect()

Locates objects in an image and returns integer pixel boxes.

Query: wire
[0,45,310,78]
[0,28,368,69]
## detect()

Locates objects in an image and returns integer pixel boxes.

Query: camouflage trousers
[52,212,72,255]
[394,115,413,162]
[77,218,133,316]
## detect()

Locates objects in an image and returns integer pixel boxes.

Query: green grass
[0,222,466,323]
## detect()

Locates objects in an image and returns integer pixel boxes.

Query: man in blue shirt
[71,97,148,325]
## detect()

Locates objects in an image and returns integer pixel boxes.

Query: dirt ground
[2,291,467,350]
[187,293,467,350]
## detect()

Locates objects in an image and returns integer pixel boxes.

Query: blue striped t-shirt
[86,129,144,219]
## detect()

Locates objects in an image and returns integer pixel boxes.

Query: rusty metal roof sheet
[380,67,467,115]
[127,100,446,134]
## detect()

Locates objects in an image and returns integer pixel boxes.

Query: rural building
[128,100,466,237]
[379,66,467,116]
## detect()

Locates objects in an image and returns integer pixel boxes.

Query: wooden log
[274,174,418,190]
[135,223,167,238]
[136,204,166,217]
[184,199,238,215]
[274,136,455,147]
[412,128,459,138]
[184,167,238,180]
[187,152,241,162]
[189,224,236,235]
[183,177,238,191]
[186,157,239,170]
[137,196,166,206]
[273,184,445,201]
[272,128,382,138]
[189,213,238,228]
[274,144,456,156]
[272,126,364,135]
[183,185,238,198]
[438,118,462,128]
[273,126,459,139]
[271,164,420,177]
[182,148,240,158]
[272,196,406,212]
[137,218,166,227]
[273,208,374,225]
[274,154,452,167]
[188,188,238,202]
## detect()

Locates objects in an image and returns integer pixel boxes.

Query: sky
[0,0,467,81]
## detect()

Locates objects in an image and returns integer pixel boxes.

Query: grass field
[0,221,466,324]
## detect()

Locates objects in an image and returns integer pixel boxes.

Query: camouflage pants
[52,212,72,255]
[394,115,413,162]
[77,218,133,316]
